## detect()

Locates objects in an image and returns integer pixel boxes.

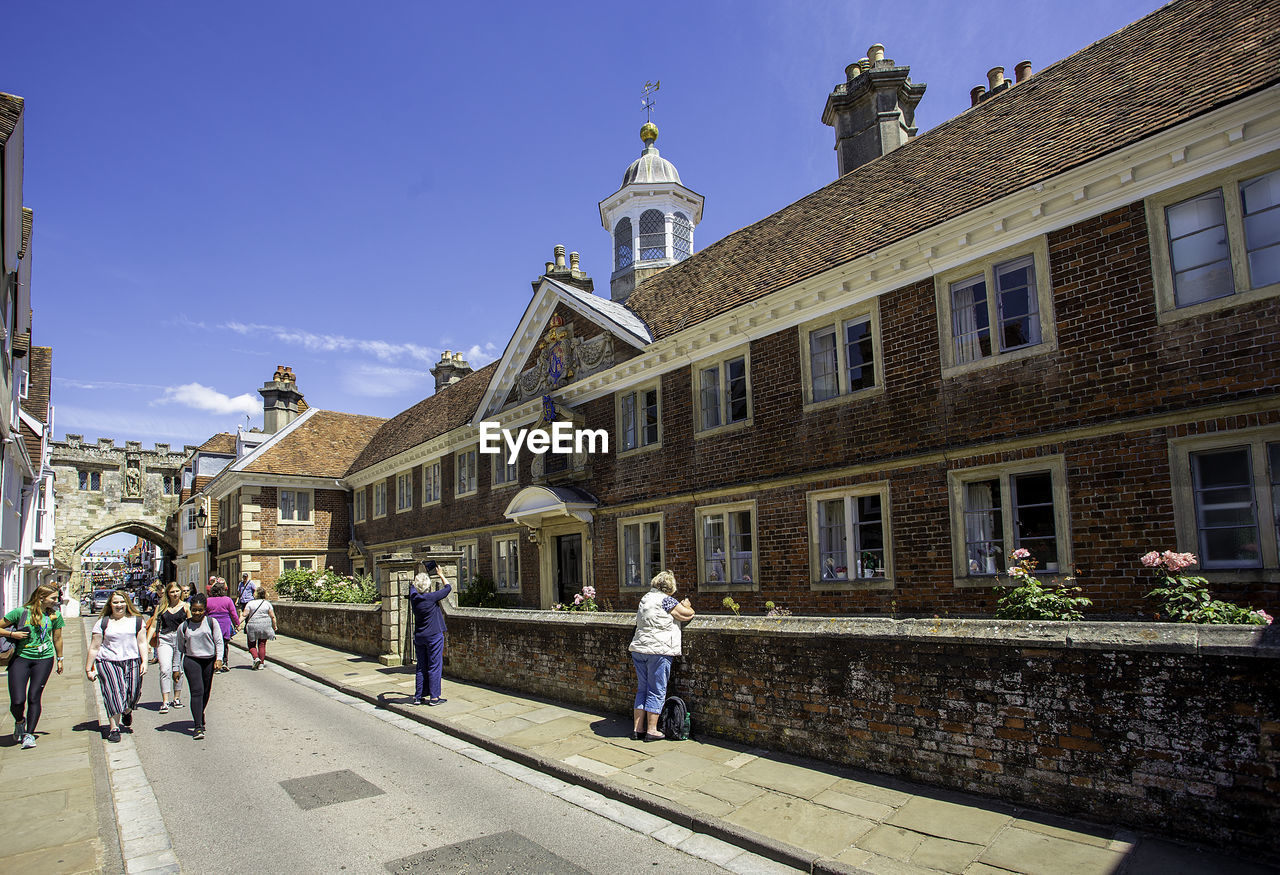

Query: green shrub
[992,549,1092,621]
[274,568,378,605]
[457,573,503,608]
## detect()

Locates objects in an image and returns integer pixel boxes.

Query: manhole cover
[279,769,385,811]
[385,831,590,873]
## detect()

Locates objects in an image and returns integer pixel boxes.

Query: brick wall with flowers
[443,608,1279,858]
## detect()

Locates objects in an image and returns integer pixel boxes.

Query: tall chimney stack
[822,42,927,177]
[259,366,306,434]
[430,350,474,394]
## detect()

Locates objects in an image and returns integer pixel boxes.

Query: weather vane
[642,80,661,122]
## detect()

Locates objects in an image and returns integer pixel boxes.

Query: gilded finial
[640,122,659,145]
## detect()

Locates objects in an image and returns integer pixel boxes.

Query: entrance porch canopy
[503,485,598,527]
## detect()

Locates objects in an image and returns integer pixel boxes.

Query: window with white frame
[618,385,660,452]
[948,457,1070,585]
[456,540,477,590]
[422,460,441,504]
[18,367,28,399]
[492,452,518,487]
[456,448,477,496]
[802,303,881,406]
[281,557,317,573]
[1147,159,1280,317]
[1171,428,1280,572]
[696,352,750,432]
[614,218,633,270]
[639,209,666,260]
[373,481,387,518]
[673,212,692,261]
[493,535,520,592]
[934,238,1055,373]
[279,489,313,524]
[188,564,199,587]
[396,472,414,512]
[696,501,757,589]
[809,483,892,590]
[620,514,663,589]
[354,488,366,523]
[185,508,197,531]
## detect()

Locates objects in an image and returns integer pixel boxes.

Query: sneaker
[122,711,133,727]
[20,733,36,749]
[172,699,182,708]
[158,702,169,714]
[427,698,446,706]
[107,729,121,743]
[411,698,423,706]
[193,728,205,740]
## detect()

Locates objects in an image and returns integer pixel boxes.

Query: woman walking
[2,584,65,749]
[85,591,148,743]
[407,561,451,706]
[152,582,190,713]
[629,571,695,741]
[239,584,277,669]
[205,579,239,672]
[174,593,223,740]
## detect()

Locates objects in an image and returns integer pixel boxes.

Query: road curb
[235,641,826,874]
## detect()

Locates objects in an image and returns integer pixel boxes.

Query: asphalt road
[124,656,732,874]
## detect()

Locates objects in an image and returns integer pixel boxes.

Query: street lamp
[194,504,209,592]
[195,505,208,529]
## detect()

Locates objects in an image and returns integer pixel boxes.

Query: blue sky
[6,0,1166,457]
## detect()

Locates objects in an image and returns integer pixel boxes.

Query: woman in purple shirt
[204,579,239,672]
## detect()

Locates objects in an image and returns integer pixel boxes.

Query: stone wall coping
[274,599,380,614]
[445,607,1280,658]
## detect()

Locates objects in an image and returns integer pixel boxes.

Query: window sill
[696,580,760,594]
[276,519,315,527]
[1199,569,1280,585]
[694,419,753,440]
[802,385,885,414]
[616,441,663,459]
[940,341,1055,380]
[1154,280,1280,325]
[953,575,1000,590]
[810,578,894,593]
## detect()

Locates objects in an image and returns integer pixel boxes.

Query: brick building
[339,0,1277,618]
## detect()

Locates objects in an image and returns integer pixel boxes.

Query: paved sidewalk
[0,616,123,874]
[245,633,1269,875]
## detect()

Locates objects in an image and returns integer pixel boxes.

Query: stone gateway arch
[50,435,189,595]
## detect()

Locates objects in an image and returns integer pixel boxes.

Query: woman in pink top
[204,578,239,672]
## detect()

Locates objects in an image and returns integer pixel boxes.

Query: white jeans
[156,634,183,700]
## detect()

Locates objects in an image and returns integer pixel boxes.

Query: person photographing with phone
[407,560,452,706]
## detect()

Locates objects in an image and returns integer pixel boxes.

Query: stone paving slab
[885,795,1013,844]
[726,790,875,857]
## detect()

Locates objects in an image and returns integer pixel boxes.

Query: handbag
[0,609,30,666]
[146,614,159,648]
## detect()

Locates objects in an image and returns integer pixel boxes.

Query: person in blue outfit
[407,561,452,706]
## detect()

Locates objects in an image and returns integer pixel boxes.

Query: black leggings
[183,655,216,730]
[7,655,54,734]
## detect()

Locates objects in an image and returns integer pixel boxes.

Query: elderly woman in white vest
[628,570,695,741]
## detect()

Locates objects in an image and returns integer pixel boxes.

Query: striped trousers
[96,658,141,717]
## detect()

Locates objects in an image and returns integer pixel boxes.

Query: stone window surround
[1145,153,1280,323]
[694,499,759,593]
[491,533,520,592]
[281,556,318,573]
[798,299,885,411]
[278,488,314,526]
[615,380,662,456]
[1168,424,1280,583]
[395,471,414,513]
[933,235,1057,377]
[422,459,442,506]
[692,345,753,439]
[946,454,1072,589]
[806,481,895,592]
[618,511,664,591]
[491,451,518,489]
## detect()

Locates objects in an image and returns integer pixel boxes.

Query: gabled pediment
[475,278,653,422]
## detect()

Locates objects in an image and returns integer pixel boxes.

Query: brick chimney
[430,351,473,394]
[822,43,927,177]
[533,244,594,294]
[259,366,305,434]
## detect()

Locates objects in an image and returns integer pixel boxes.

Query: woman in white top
[238,584,277,670]
[628,571,695,742]
[85,591,149,743]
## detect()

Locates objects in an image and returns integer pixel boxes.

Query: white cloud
[155,383,260,417]
[223,322,438,365]
[54,377,166,392]
[339,364,432,398]
[54,405,228,445]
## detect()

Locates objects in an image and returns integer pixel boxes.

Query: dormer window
[673,212,692,261]
[614,218,633,270]
[639,209,666,260]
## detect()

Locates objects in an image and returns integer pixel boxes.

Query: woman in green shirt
[2,584,65,749]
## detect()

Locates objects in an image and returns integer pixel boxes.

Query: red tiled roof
[346,362,500,475]
[626,0,1280,338]
[244,410,388,478]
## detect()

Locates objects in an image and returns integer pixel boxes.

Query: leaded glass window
[614,218,633,270]
[673,212,692,260]
[639,209,666,260]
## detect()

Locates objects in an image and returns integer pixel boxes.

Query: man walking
[237,572,257,609]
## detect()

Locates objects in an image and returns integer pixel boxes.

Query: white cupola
[598,122,705,303]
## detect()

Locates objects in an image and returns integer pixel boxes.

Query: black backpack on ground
[658,696,692,741]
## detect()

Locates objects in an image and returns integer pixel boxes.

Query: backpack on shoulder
[658,695,692,741]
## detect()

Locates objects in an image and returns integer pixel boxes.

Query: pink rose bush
[1142,549,1271,625]
[554,584,600,613]
[993,549,1091,621]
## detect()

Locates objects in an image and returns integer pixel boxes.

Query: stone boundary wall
[442,610,1279,857]
[274,601,381,657]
